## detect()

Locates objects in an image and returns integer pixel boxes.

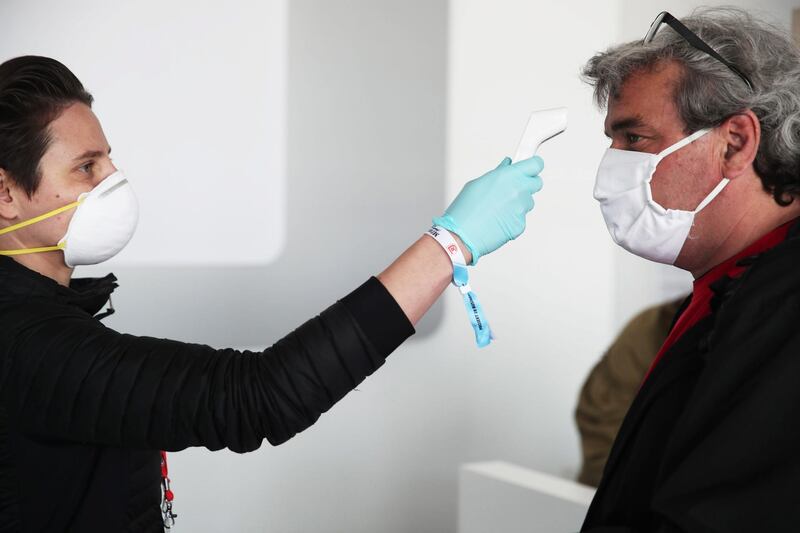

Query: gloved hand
[433,156,544,265]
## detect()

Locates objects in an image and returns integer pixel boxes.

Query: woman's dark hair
[0,56,93,197]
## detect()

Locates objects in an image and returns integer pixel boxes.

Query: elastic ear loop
[643,129,714,211]
[693,178,730,213]
[657,128,711,159]
[0,199,81,256]
[651,128,729,214]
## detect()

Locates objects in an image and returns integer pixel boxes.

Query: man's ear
[720,109,760,179]
[0,169,20,221]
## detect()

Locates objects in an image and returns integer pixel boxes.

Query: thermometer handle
[512,107,568,162]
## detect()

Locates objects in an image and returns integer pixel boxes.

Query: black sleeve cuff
[340,276,415,357]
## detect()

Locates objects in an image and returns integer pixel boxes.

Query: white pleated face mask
[0,170,139,267]
[593,128,729,265]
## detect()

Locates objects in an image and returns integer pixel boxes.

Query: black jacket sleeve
[4,277,414,453]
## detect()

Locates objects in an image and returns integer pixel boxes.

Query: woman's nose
[95,161,119,186]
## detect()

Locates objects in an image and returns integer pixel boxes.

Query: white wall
[0,0,290,266]
[446,0,619,479]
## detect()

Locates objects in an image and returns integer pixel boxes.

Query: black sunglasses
[644,11,754,91]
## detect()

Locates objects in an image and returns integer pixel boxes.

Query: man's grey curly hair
[582,7,800,206]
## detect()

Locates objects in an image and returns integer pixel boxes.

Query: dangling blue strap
[452,264,494,348]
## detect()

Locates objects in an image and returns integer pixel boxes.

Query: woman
[0,56,544,531]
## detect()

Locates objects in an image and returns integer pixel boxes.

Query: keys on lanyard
[160,451,177,529]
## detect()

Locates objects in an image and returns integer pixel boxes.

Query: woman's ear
[0,169,20,221]
[721,109,760,179]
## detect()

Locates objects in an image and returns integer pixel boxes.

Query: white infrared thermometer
[512,107,568,162]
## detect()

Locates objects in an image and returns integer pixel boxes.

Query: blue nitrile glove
[433,156,544,265]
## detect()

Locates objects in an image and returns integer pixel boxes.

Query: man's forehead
[604,62,684,132]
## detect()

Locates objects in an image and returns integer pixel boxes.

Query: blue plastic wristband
[452,264,494,348]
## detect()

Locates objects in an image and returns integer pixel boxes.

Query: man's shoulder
[709,236,800,351]
[735,236,800,302]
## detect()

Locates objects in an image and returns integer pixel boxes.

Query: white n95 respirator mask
[593,129,729,265]
[0,170,139,267]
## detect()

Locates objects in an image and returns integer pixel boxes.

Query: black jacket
[0,256,414,532]
[582,219,800,532]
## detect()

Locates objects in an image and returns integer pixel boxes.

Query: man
[581,7,800,531]
[0,56,544,531]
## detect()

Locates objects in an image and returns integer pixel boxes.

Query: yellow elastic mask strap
[0,243,65,256]
[0,198,82,256]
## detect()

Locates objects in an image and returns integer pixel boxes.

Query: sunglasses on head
[644,11,754,91]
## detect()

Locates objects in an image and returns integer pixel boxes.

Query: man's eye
[78,162,94,174]
[625,133,642,144]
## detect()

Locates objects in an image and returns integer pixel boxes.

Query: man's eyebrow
[604,116,647,137]
[72,146,112,162]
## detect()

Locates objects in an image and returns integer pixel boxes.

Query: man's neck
[690,199,800,279]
